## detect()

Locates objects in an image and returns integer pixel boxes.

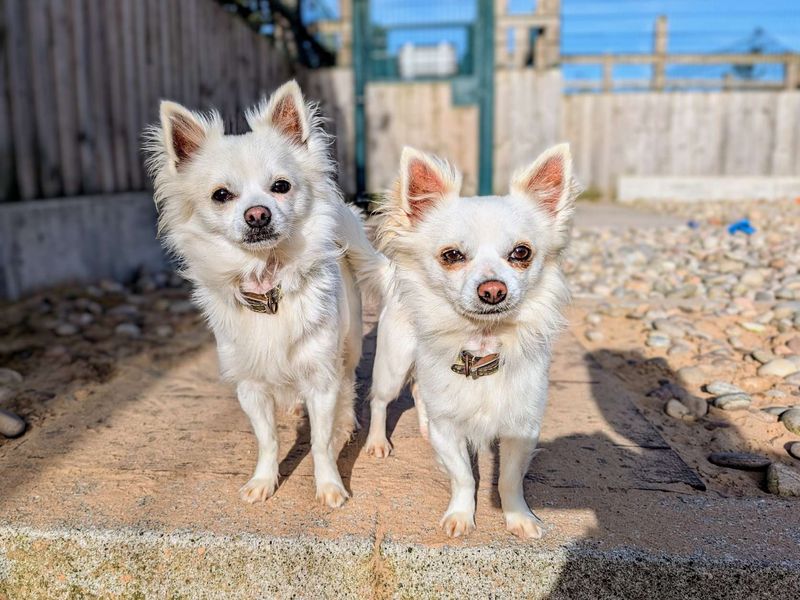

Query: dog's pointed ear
[160,101,208,171]
[398,147,461,224]
[511,144,577,247]
[246,80,310,145]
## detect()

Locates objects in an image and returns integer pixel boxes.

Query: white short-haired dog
[146,81,382,508]
[365,145,577,538]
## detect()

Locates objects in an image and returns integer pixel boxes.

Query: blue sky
[305,0,800,80]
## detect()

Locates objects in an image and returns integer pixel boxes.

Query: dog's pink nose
[244,205,271,229]
[477,280,507,305]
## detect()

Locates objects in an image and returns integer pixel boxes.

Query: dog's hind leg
[237,380,280,503]
[365,300,415,458]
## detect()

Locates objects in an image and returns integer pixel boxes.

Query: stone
[787,337,800,354]
[780,408,800,435]
[738,376,771,393]
[740,322,766,333]
[788,442,800,461]
[763,406,790,417]
[712,393,752,411]
[664,399,691,420]
[646,333,670,348]
[677,366,706,386]
[766,462,800,497]
[704,381,742,396]
[585,313,602,326]
[668,344,692,357]
[0,408,26,438]
[653,319,685,338]
[0,368,23,385]
[707,451,771,471]
[585,330,605,342]
[758,358,799,378]
[751,349,775,364]
[55,323,79,336]
[115,323,142,338]
[155,325,174,338]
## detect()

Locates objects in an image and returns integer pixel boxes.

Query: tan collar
[451,350,500,380]
[240,284,282,314]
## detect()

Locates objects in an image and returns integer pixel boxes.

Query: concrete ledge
[618,176,800,203]
[0,193,167,300]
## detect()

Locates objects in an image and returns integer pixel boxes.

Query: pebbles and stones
[704,381,743,396]
[55,323,79,337]
[677,366,706,386]
[763,406,791,417]
[664,399,692,420]
[751,349,775,364]
[585,330,605,342]
[779,408,800,435]
[766,462,800,497]
[788,442,800,461]
[0,368,23,385]
[712,393,752,411]
[707,451,771,471]
[114,323,142,337]
[758,358,799,378]
[646,333,671,348]
[0,408,26,438]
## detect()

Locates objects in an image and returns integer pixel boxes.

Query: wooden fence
[564,90,800,197]
[1,0,292,202]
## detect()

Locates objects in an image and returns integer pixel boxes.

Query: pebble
[758,358,799,378]
[788,442,800,461]
[0,408,26,438]
[677,366,706,386]
[653,319,685,338]
[708,451,771,471]
[155,325,174,338]
[668,343,692,357]
[0,368,23,385]
[114,323,142,338]
[712,393,752,411]
[780,408,800,435]
[704,381,743,396]
[585,330,605,342]
[664,399,692,420]
[751,349,775,364]
[646,333,671,348]
[55,323,79,336]
[763,406,790,417]
[766,462,800,497]
[740,322,766,333]
[787,337,800,354]
[585,313,602,326]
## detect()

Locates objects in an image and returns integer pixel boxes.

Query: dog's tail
[336,202,394,301]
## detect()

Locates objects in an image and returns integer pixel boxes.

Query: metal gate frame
[351,0,495,198]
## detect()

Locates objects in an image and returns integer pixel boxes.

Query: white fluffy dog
[365,145,577,538]
[146,81,381,508]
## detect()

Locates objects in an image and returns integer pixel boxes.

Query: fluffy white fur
[366,145,578,538]
[145,80,383,508]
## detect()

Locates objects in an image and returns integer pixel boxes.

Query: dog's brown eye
[271,179,291,194]
[509,245,532,262]
[441,248,466,264]
[212,188,233,203]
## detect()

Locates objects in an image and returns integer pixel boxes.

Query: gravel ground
[566,199,800,497]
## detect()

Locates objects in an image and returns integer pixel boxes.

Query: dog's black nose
[477,280,507,305]
[244,205,271,229]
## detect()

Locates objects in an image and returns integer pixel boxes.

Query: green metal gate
[352,0,495,198]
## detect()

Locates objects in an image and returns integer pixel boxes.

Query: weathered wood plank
[0,0,17,199]
[86,0,115,192]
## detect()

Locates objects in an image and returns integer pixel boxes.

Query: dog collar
[240,284,282,314]
[451,350,500,379]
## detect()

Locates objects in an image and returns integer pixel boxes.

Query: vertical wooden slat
[132,0,151,179]
[120,0,141,188]
[103,0,128,190]
[51,0,81,196]
[71,0,96,193]
[86,0,115,192]
[28,0,62,197]
[0,0,17,199]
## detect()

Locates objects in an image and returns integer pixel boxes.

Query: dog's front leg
[237,380,280,503]
[428,420,475,537]
[498,435,544,539]
[305,381,349,508]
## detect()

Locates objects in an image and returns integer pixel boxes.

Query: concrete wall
[0,193,166,300]
[564,90,800,197]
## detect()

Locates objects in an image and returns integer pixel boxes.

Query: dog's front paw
[364,435,393,458]
[239,477,279,503]
[440,511,475,538]
[505,511,544,540]
[316,481,349,508]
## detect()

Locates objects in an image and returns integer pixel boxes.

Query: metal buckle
[241,284,282,315]
[451,350,500,380]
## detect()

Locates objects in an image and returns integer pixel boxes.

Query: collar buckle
[241,284,282,314]
[451,350,500,380]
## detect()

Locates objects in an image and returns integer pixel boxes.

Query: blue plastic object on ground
[687,220,699,229]
[727,219,756,235]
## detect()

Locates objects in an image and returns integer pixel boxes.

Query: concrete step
[1,326,798,599]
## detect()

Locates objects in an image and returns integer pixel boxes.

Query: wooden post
[602,55,613,92]
[652,15,668,90]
